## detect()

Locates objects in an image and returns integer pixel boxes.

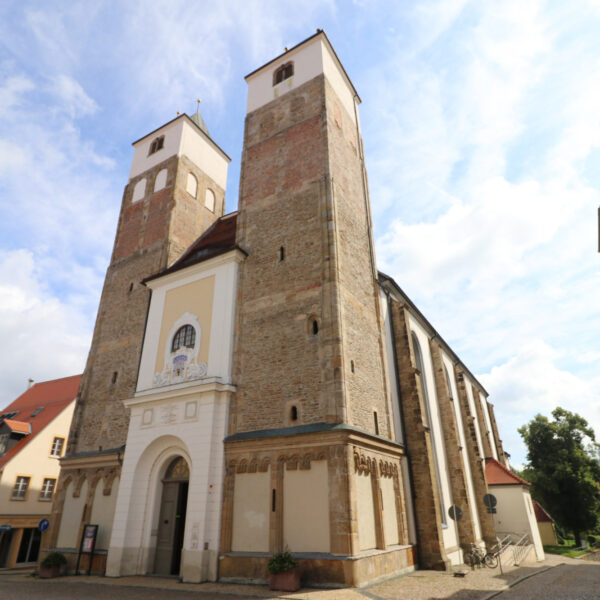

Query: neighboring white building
[0,375,79,567]
[485,458,545,561]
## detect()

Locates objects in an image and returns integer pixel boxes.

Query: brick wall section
[428,340,476,549]
[232,74,390,436]
[471,385,493,459]
[68,154,223,454]
[487,402,508,466]
[390,302,449,569]
[453,367,496,546]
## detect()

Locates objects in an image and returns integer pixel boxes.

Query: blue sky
[0,0,599,467]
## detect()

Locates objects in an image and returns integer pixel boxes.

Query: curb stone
[480,563,563,600]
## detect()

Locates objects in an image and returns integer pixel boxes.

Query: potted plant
[39,552,67,578]
[267,550,301,592]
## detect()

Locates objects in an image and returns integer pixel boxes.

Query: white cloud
[0,250,90,409]
[50,74,98,118]
[479,340,600,467]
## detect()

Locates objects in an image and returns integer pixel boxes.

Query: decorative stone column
[428,340,477,549]
[390,302,449,570]
[453,367,496,547]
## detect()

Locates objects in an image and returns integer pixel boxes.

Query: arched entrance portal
[154,456,189,575]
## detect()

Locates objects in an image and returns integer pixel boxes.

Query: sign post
[75,524,99,576]
[483,494,503,574]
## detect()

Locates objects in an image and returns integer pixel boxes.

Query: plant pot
[39,565,62,579]
[269,567,301,592]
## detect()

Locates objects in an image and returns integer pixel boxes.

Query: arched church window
[171,325,196,352]
[149,135,164,155]
[205,188,215,211]
[132,178,146,203]
[154,168,168,192]
[164,456,189,481]
[273,62,294,85]
[186,173,198,198]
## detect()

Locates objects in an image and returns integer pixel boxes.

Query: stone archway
[154,456,189,575]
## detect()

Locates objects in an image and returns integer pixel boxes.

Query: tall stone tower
[221,31,411,586]
[50,112,230,557]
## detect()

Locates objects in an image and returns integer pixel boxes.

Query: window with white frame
[39,478,56,501]
[12,476,30,500]
[0,433,9,455]
[50,437,64,458]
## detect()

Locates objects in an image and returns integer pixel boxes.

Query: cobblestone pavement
[0,554,596,600]
[499,562,600,600]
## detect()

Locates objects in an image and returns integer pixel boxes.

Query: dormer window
[171,325,196,352]
[149,135,165,155]
[273,62,294,86]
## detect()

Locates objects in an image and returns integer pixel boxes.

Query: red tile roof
[0,374,81,470]
[485,457,531,486]
[532,499,553,523]
[143,212,242,283]
[3,420,31,434]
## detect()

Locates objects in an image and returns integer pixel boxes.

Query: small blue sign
[0,524,11,532]
[38,518,50,532]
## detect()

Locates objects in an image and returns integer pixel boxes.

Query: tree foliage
[519,407,600,543]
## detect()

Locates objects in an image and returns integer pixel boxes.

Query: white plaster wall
[408,317,458,552]
[492,486,544,560]
[0,401,75,515]
[129,117,229,189]
[442,353,482,542]
[283,461,330,552]
[179,120,228,190]
[380,476,399,546]
[356,471,377,551]
[129,119,184,180]
[90,477,120,550]
[137,254,240,392]
[57,480,88,549]
[232,470,270,552]
[107,389,230,579]
[246,34,358,125]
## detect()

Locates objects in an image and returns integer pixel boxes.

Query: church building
[46,31,511,587]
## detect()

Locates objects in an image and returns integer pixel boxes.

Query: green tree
[518,407,600,546]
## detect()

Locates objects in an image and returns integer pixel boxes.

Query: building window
[0,433,9,455]
[30,407,44,417]
[154,168,168,192]
[171,325,196,352]
[149,135,164,155]
[12,476,30,500]
[132,177,146,203]
[205,188,215,212]
[50,437,65,458]
[186,173,198,198]
[273,62,294,85]
[39,478,56,501]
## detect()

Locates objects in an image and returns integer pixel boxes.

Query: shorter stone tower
[49,112,230,571]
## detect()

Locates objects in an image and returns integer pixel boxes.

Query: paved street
[499,562,600,600]
[0,554,599,600]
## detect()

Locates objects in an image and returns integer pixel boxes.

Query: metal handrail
[512,533,531,565]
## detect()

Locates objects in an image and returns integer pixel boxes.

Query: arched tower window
[273,62,294,86]
[171,325,196,352]
[154,168,168,192]
[205,188,215,212]
[132,178,146,203]
[186,173,198,198]
[149,135,164,155]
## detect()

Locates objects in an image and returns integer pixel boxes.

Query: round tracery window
[171,325,196,352]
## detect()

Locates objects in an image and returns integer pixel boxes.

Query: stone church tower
[220,31,412,585]
[49,112,230,561]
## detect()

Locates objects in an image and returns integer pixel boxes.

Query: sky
[0,0,598,467]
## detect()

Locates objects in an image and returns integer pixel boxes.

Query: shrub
[40,552,67,568]
[267,550,298,574]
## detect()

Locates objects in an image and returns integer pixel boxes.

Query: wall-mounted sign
[0,524,11,532]
[38,518,50,532]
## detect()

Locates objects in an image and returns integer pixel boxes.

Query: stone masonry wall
[453,367,496,546]
[69,154,222,453]
[428,340,477,549]
[389,301,449,570]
